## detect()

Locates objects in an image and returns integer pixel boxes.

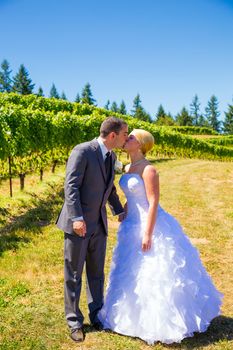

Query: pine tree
[131,94,151,122]
[166,113,176,126]
[119,100,127,115]
[134,106,151,122]
[12,64,34,95]
[131,94,142,115]
[155,109,175,126]
[111,101,118,112]
[198,114,208,127]
[104,100,110,110]
[81,83,96,105]
[49,83,60,99]
[61,91,67,100]
[205,95,221,132]
[0,59,12,92]
[223,104,233,134]
[75,93,80,103]
[176,107,193,126]
[155,104,166,124]
[37,86,44,96]
[190,94,200,125]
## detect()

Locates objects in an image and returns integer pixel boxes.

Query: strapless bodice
[119,173,152,222]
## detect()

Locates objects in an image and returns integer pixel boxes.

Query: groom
[56,117,128,342]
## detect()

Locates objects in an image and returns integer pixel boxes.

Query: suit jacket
[56,139,123,235]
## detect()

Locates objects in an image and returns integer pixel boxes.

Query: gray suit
[56,139,123,330]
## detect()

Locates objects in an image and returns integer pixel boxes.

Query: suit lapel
[91,139,107,182]
[108,154,115,185]
[90,139,115,185]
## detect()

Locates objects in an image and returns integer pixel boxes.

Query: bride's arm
[142,165,159,251]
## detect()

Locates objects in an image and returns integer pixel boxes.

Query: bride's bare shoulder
[142,164,159,179]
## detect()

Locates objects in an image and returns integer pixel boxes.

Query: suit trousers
[64,221,107,330]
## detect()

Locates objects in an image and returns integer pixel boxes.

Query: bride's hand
[118,213,125,222]
[118,202,128,222]
[142,233,152,252]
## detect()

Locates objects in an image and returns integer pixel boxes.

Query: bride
[98,129,223,345]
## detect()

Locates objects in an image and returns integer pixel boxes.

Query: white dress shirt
[97,136,111,160]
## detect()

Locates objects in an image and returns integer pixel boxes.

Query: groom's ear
[108,131,117,140]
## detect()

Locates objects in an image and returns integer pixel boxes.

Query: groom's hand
[118,212,125,222]
[73,220,87,237]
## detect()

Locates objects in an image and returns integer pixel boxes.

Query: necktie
[104,151,111,182]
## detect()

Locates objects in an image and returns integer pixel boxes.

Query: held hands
[73,220,87,237]
[142,232,152,252]
[118,202,128,222]
[118,212,126,222]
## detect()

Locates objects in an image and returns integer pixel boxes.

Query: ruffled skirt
[98,206,222,345]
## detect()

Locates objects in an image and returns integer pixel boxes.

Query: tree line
[0,59,232,134]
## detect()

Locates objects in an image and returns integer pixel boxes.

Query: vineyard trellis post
[8,156,13,197]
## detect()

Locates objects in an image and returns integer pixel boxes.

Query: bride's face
[123,134,141,152]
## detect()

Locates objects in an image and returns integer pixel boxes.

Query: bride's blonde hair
[130,129,154,155]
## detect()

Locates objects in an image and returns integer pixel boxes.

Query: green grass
[0,159,232,350]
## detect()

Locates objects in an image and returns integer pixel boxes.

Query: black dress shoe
[70,328,84,342]
[92,321,104,331]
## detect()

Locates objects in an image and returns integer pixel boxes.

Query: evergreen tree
[166,113,176,126]
[131,94,142,115]
[205,95,221,132]
[12,64,34,95]
[154,104,166,124]
[190,94,200,125]
[75,93,80,103]
[223,104,233,134]
[198,114,208,127]
[134,106,151,122]
[131,94,151,122]
[49,83,60,99]
[37,86,44,96]
[61,91,67,100]
[81,82,96,105]
[111,101,118,112]
[119,100,127,115]
[176,107,193,126]
[156,104,166,118]
[104,100,110,110]
[0,59,12,92]
[155,110,176,126]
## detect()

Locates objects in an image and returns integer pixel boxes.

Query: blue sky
[1,0,233,120]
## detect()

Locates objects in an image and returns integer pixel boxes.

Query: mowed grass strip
[0,159,232,350]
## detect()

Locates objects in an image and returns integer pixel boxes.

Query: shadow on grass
[152,157,177,163]
[83,316,233,348]
[0,207,10,226]
[178,316,233,349]
[0,182,64,256]
[0,207,10,216]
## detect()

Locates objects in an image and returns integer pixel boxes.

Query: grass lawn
[0,158,232,350]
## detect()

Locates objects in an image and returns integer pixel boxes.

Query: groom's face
[114,125,128,148]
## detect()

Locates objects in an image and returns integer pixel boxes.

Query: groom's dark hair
[100,117,127,137]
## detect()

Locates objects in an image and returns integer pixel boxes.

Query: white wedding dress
[98,173,223,345]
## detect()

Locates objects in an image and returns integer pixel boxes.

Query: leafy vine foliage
[0,93,232,194]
